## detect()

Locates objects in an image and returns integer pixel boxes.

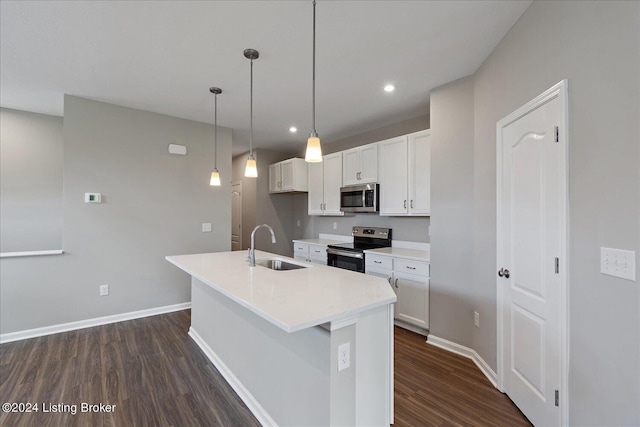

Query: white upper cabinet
[379,130,430,216]
[379,136,409,215]
[342,143,378,186]
[268,158,308,193]
[408,130,431,215]
[308,152,344,216]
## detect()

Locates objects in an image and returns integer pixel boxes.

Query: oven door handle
[326,248,364,259]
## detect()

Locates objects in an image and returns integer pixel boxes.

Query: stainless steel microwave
[340,184,379,213]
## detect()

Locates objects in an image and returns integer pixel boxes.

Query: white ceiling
[0,0,531,156]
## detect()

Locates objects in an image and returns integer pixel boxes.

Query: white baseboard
[426,334,497,388]
[0,302,191,344]
[189,327,277,427]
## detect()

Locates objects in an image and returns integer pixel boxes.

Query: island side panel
[190,277,331,426]
[354,304,394,426]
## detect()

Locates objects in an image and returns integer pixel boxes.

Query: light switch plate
[202,223,212,232]
[601,247,636,281]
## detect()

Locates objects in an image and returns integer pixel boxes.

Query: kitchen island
[166,250,396,427]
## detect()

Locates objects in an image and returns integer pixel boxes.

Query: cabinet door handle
[394,278,399,288]
[406,266,416,270]
[410,200,414,208]
[404,200,407,209]
[498,268,510,278]
[374,260,382,264]
[388,277,392,285]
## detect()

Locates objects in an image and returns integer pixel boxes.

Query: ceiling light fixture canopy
[305,0,322,163]
[244,48,259,178]
[209,87,222,186]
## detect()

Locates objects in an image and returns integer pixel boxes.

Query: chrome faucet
[248,224,277,267]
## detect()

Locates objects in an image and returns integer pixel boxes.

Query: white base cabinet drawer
[366,254,393,270]
[394,258,429,277]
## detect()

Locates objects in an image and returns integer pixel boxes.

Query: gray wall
[429,76,475,347]
[232,149,296,256]
[296,114,432,243]
[430,1,639,424]
[0,96,232,334]
[0,108,63,252]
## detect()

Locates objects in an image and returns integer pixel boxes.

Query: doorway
[231,181,242,251]
[496,80,568,426]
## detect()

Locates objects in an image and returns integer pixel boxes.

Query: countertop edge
[165,254,396,333]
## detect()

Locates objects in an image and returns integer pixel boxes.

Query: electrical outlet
[333,222,337,230]
[297,219,301,227]
[338,342,350,371]
[100,284,109,296]
[474,311,480,328]
[202,223,212,233]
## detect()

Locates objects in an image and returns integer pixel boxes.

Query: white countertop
[292,238,345,246]
[364,247,430,262]
[166,250,396,333]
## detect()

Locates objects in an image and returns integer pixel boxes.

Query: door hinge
[555,257,559,274]
[555,389,559,406]
[554,126,559,143]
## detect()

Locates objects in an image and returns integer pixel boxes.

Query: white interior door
[231,181,242,251]
[497,81,567,427]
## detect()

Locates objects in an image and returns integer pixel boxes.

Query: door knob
[498,268,510,278]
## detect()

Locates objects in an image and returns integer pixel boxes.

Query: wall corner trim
[426,334,497,388]
[189,326,277,427]
[0,302,191,344]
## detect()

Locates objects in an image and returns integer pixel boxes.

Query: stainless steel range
[327,226,392,272]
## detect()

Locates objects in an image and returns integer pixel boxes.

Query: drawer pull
[406,266,416,270]
[374,260,382,264]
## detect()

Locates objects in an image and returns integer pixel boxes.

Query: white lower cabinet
[365,253,429,332]
[293,241,328,265]
[294,242,310,261]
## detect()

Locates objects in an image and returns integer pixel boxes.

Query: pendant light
[209,87,222,186]
[244,48,259,178]
[305,0,322,163]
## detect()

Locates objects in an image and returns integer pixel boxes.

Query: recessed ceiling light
[384,84,395,93]
[289,126,298,133]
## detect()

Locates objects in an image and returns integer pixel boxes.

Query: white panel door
[359,143,378,183]
[268,163,280,193]
[408,130,431,215]
[231,181,242,251]
[307,162,324,215]
[378,136,408,215]
[323,152,343,215]
[342,148,361,186]
[394,272,428,329]
[280,159,294,191]
[498,87,565,426]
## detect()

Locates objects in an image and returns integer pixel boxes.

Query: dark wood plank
[394,326,532,426]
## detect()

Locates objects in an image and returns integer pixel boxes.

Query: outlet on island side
[474,311,480,328]
[338,342,351,372]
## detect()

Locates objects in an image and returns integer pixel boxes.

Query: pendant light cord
[311,0,316,135]
[214,93,218,169]
[250,58,254,156]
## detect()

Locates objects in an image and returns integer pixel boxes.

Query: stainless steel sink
[255,259,307,271]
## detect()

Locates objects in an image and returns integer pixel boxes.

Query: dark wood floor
[1,310,530,426]
[394,327,531,427]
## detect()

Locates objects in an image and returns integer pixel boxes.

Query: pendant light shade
[210,170,221,186]
[245,154,258,178]
[209,87,222,186]
[244,48,260,178]
[305,0,323,163]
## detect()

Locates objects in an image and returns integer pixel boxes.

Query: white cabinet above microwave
[342,142,378,186]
